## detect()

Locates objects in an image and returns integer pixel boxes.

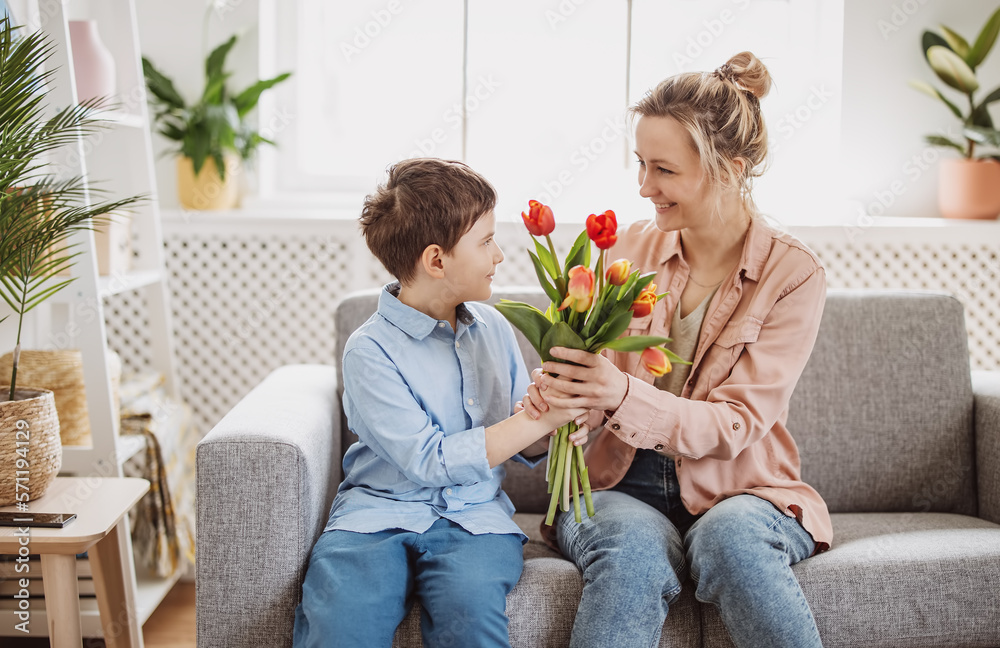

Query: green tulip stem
[571,450,582,523]
[576,444,594,518]
[544,234,561,276]
[596,249,605,297]
[544,426,569,526]
[546,435,557,492]
[561,433,573,513]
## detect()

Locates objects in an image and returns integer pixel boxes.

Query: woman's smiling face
[634,115,717,233]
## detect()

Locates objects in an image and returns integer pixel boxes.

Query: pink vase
[68,20,116,104]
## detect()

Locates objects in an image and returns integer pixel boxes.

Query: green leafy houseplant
[142,34,292,182]
[0,16,144,398]
[910,6,1000,159]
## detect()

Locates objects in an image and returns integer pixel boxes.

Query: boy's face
[442,210,504,303]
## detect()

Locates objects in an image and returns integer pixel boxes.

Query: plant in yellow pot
[0,17,144,504]
[910,7,1000,219]
[142,33,291,211]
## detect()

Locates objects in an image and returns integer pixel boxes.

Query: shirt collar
[656,216,771,282]
[378,282,481,340]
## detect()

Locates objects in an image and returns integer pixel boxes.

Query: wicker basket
[0,349,121,446]
[0,388,62,506]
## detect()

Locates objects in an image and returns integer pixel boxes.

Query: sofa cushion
[789,292,976,515]
[700,512,1000,648]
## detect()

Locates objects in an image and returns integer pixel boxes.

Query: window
[261,0,843,225]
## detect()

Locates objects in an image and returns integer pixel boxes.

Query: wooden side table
[0,477,149,648]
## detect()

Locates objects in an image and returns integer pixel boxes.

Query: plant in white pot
[0,17,143,504]
[910,6,1000,219]
[142,33,291,211]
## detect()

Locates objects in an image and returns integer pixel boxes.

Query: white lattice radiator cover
[103,213,999,437]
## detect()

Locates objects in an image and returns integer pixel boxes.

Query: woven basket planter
[0,349,120,446]
[0,388,62,506]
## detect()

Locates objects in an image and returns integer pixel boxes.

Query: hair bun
[717,51,771,100]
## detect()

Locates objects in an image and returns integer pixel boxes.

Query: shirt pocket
[702,316,763,388]
[714,317,763,348]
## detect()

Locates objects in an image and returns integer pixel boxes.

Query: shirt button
[611,423,621,431]
[455,341,461,348]
[438,322,446,328]
[733,422,741,431]
[446,488,453,495]
[654,444,664,451]
[467,398,474,406]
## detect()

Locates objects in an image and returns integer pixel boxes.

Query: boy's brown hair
[360,158,497,284]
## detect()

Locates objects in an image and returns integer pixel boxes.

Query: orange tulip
[558,265,596,312]
[641,347,671,377]
[605,258,631,286]
[630,283,658,317]
[522,199,555,237]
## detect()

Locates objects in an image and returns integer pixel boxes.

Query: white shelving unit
[0,0,182,639]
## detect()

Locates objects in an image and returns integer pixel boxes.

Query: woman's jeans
[292,517,523,648]
[557,450,822,648]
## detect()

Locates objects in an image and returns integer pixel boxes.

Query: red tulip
[522,199,555,237]
[630,283,658,318]
[586,210,618,249]
[558,265,596,312]
[641,347,671,377]
[606,258,631,286]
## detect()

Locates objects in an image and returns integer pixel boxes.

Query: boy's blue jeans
[292,517,523,648]
[557,449,822,648]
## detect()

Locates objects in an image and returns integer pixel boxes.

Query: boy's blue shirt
[326,282,540,541]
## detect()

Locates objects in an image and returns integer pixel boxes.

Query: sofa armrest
[196,364,341,648]
[973,370,1000,525]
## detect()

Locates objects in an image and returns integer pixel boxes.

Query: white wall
[841,0,1000,219]
[133,0,1000,220]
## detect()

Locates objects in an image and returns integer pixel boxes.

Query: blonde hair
[630,51,771,218]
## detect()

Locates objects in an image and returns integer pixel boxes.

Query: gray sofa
[197,289,1000,648]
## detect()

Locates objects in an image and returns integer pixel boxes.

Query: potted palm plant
[910,6,1000,219]
[0,16,144,505]
[142,34,291,211]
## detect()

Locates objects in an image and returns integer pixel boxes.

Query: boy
[292,158,588,648]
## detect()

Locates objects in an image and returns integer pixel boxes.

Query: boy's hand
[522,422,590,458]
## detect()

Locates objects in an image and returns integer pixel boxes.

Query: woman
[524,51,830,647]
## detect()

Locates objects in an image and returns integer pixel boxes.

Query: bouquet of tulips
[496,200,682,525]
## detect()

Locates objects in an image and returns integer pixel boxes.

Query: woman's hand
[535,346,630,413]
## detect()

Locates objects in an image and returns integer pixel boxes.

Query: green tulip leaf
[968,7,1000,68]
[532,238,560,280]
[585,309,636,350]
[528,251,563,304]
[928,45,979,93]
[600,335,672,353]
[563,230,591,275]
[540,321,587,362]
[494,300,553,357]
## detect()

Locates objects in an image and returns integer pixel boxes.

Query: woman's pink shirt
[586,217,833,552]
